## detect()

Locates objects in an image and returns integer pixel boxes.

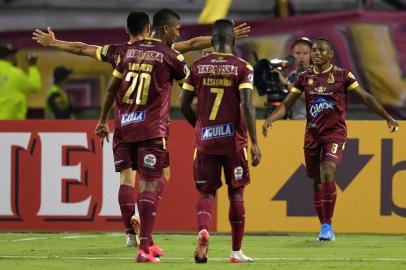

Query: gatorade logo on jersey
[120,110,146,126]
[310,97,334,118]
[201,123,235,140]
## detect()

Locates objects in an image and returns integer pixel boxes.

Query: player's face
[164,19,181,46]
[311,41,333,66]
[292,43,311,70]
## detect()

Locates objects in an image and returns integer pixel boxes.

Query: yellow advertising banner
[217,121,406,233]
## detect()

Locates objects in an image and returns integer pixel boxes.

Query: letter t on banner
[0,133,31,216]
[37,133,91,216]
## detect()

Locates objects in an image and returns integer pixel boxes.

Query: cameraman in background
[276,37,312,119]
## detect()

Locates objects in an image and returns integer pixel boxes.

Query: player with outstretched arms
[263,37,399,241]
[32,10,250,250]
[181,19,261,263]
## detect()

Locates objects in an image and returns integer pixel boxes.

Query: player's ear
[163,24,169,34]
[329,49,334,59]
[124,25,129,35]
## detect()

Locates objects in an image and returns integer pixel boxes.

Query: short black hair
[127,11,150,36]
[313,37,335,52]
[212,19,234,45]
[152,8,180,29]
[291,37,312,50]
[54,66,72,84]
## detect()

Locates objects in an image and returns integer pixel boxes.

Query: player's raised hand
[387,117,399,133]
[251,143,261,167]
[32,27,56,46]
[95,122,110,146]
[262,120,272,137]
[233,22,251,40]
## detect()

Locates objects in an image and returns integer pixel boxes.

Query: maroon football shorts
[304,138,346,178]
[193,148,250,193]
[113,137,169,180]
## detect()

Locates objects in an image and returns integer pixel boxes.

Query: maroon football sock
[118,184,135,235]
[321,181,337,225]
[157,176,167,202]
[313,186,323,224]
[139,191,158,253]
[229,200,245,251]
[196,194,214,232]
[147,176,167,247]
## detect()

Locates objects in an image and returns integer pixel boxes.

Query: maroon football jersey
[99,38,188,142]
[183,52,254,155]
[292,65,359,139]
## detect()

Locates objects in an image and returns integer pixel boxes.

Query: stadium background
[0,0,405,234]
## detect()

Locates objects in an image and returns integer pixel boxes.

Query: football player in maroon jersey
[181,19,261,263]
[263,37,399,241]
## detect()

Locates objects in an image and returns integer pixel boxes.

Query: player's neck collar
[313,64,333,74]
[145,37,162,42]
[211,52,233,56]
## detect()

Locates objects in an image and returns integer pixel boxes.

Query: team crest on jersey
[201,123,234,140]
[308,78,313,85]
[327,73,335,84]
[234,166,244,180]
[143,154,157,169]
[310,97,334,118]
[120,110,146,126]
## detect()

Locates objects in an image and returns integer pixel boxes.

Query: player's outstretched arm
[240,88,261,167]
[172,23,250,54]
[95,76,122,144]
[262,91,301,137]
[180,89,197,127]
[32,27,100,58]
[351,86,399,132]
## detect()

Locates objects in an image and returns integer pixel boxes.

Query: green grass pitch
[0,233,405,270]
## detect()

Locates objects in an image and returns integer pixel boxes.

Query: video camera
[253,55,295,117]
[253,55,294,97]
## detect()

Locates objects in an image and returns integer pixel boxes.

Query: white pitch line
[11,237,46,242]
[0,255,405,262]
[61,235,98,239]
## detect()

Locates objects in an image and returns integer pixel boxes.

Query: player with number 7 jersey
[183,53,253,155]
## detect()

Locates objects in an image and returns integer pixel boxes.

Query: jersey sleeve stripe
[291,87,303,93]
[176,54,185,61]
[347,81,359,91]
[239,83,253,90]
[96,47,102,61]
[182,82,195,92]
[112,69,123,79]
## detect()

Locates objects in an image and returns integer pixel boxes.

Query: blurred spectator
[45,66,74,119]
[0,43,41,119]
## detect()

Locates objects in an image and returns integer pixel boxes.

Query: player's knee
[162,167,170,182]
[139,180,159,192]
[200,192,215,200]
[119,168,135,186]
[228,186,244,201]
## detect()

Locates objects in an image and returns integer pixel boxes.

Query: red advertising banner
[0,120,201,232]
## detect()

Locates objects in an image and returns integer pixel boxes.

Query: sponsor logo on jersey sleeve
[309,97,335,118]
[120,110,146,126]
[201,123,235,140]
